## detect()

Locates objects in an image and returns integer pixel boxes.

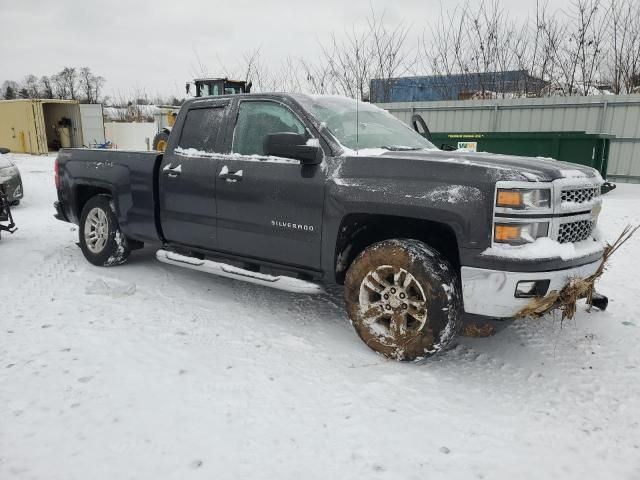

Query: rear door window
[178,106,226,153]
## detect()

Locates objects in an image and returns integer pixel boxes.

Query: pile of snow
[483,235,606,261]
[85,279,136,298]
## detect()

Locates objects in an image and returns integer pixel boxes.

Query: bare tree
[421,0,620,98]
[241,48,262,85]
[79,67,105,103]
[576,0,608,94]
[40,76,54,98]
[321,28,372,100]
[109,87,155,121]
[466,1,501,94]
[367,8,414,102]
[177,10,410,99]
[529,1,566,93]
[23,75,40,98]
[300,58,335,94]
[606,0,640,93]
[421,3,472,100]
[2,66,104,102]
[623,5,640,92]
[551,0,608,95]
[422,1,526,99]
[52,67,79,100]
[189,48,210,79]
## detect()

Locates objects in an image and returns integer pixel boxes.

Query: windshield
[296,95,436,152]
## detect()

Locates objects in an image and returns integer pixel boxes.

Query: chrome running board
[156,249,325,295]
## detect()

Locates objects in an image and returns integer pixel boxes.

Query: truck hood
[345,149,602,183]
[0,161,19,182]
[0,156,14,169]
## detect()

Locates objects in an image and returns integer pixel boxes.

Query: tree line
[1,67,104,103]
[2,0,639,106]
[423,0,640,98]
[211,0,640,101]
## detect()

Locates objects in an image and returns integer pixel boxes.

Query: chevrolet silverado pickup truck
[54,94,605,361]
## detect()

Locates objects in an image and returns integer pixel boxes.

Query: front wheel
[344,239,462,361]
[79,195,131,266]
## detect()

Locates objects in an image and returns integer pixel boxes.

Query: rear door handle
[163,163,182,177]
[219,165,243,182]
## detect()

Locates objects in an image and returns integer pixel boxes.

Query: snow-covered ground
[1,153,639,480]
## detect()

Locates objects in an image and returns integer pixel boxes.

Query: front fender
[321,178,493,278]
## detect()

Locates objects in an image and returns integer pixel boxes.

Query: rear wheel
[344,239,462,361]
[79,195,131,266]
[152,130,170,152]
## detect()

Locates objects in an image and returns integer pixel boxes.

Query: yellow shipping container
[0,99,85,154]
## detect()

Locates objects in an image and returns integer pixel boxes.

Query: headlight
[494,222,549,245]
[496,188,551,210]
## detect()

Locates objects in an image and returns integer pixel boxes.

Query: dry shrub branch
[515,225,639,321]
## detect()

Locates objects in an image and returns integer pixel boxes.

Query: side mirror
[263,133,322,165]
[0,147,10,154]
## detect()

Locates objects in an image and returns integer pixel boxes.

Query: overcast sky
[0,0,573,99]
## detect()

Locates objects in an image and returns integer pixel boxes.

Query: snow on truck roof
[193,78,246,83]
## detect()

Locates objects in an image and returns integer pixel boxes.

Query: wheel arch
[74,184,113,220]
[334,213,461,284]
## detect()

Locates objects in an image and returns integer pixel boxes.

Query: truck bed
[56,148,163,244]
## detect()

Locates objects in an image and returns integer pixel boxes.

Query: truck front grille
[557,220,594,243]
[561,187,599,204]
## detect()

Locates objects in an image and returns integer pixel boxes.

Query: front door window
[232,101,306,156]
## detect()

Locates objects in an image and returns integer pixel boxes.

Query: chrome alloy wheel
[358,265,428,344]
[84,207,109,254]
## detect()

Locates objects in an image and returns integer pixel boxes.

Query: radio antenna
[356,93,360,155]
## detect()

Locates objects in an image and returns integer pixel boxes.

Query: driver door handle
[163,163,182,177]
[219,165,243,182]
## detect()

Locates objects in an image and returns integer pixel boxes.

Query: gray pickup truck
[54,93,605,360]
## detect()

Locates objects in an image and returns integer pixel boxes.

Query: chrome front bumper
[461,259,602,318]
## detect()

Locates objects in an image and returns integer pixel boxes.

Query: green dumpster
[428,131,614,180]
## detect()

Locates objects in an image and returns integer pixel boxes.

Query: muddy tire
[345,239,462,361]
[79,195,131,267]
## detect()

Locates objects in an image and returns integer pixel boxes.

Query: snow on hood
[345,148,602,183]
[340,147,392,157]
[446,150,602,182]
[0,156,15,169]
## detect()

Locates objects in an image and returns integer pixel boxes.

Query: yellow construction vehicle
[152,78,251,151]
